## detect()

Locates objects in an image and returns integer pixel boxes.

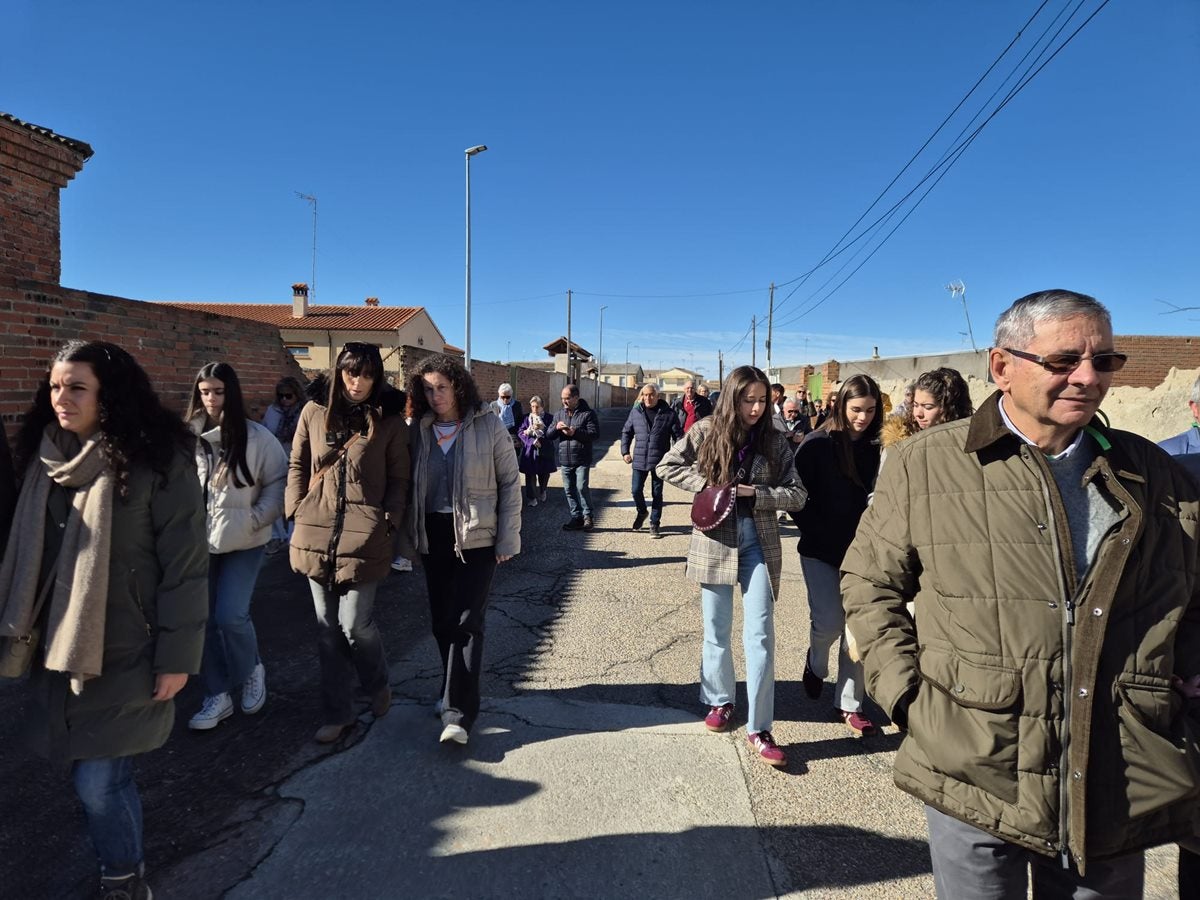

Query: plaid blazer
[657,417,807,599]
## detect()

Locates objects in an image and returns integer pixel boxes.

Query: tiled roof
[161,302,425,331]
[0,112,94,159]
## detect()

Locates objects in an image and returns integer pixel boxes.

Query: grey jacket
[408,406,522,560]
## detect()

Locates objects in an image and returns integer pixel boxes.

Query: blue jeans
[700,514,775,734]
[800,555,864,713]
[631,468,664,525]
[73,756,143,876]
[202,546,266,697]
[309,579,389,724]
[559,465,592,520]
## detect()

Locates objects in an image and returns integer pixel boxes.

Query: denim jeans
[800,555,864,713]
[700,514,775,734]
[72,756,143,876]
[202,545,266,697]
[422,513,498,732]
[631,467,664,525]
[308,578,389,724]
[925,806,1144,899]
[559,465,592,520]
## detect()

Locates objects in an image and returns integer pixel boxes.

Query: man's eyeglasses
[1004,347,1128,374]
[500,395,512,400]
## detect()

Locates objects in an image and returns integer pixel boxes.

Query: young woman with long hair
[183,362,288,730]
[407,353,521,746]
[0,340,207,895]
[792,374,883,736]
[286,342,411,743]
[880,367,974,454]
[658,366,806,767]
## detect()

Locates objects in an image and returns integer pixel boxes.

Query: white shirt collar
[997,396,1085,460]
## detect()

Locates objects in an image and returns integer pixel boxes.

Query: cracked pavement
[0,408,1179,897]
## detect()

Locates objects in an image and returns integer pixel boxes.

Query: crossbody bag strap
[310,432,362,486]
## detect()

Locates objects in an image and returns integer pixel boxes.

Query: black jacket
[620,400,681,471]
[549,399,599,467]
[671,394,713,432]
[791,428,880,567]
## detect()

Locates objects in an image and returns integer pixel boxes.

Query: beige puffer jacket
[408,406,522,560]
[191,416,288,554]
[286,402,411,586]
[842,391,1200,870]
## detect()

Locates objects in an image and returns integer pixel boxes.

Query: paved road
[0,408,1179,897]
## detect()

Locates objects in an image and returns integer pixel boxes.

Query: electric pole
[766,282,775,374]
[566,289,573,383]
[295,192,317,303]
[751,315,757,368]
[718,350,724,387]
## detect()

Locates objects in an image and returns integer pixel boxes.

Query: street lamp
[464,144,488,373]
[596,305,607,406]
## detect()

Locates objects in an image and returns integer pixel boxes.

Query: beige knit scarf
[0,427,114,693]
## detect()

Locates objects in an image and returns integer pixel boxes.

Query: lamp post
[595,305,607,407]
[464,144,488,373]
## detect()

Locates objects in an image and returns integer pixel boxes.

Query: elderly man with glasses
[620,383,681,537]
[489,382,524,456]
[842,289,1200,898]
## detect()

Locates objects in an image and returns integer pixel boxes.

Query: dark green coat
[24,447,208,764]
[842,392,1200,869]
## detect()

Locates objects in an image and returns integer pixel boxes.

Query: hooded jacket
[189,415,288,554]
[841,391,1200,869]
[286,400,411,586]
[408,405,522,560]
[620,399,681,472]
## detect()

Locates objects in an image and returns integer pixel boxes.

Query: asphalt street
[0,407,1180,898]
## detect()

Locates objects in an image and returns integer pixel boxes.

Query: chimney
[292,283,309,318]
[365,296,380,307]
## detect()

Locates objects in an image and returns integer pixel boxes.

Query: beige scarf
[0,427,114,693]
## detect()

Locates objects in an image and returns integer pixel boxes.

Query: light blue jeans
[202,545,266,697]
[800,555,864,713]
[559,465,593,519]
[700,514,775,734]
[73,756,143,876]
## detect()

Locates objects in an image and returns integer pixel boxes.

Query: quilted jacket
[841,391,1200,870]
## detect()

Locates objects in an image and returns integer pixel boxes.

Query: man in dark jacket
[842,290,1200,896]
[550,384,600,531]
[620,384,681,537]
[670,380,713,434]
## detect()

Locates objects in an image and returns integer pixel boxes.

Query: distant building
[598,363,644,388]
[658,367,705,398]
[542,336,593,384]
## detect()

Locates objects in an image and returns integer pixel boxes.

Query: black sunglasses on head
[1003,347,1128,374]
[342,341,375,355]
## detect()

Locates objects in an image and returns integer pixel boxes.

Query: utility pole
[596,305,607,407]
[566,289,573,383]
[718,350,724,387]
[294,192,317,304]
[751,315,757,368]
[946,280,977,351]
[766,282,775,374]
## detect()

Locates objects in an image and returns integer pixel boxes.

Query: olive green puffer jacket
[842,392,1200,870]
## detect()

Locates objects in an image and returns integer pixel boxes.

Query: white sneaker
[391,555,413,572]
[241,662,267,715]
[189,693,233,730]
[538,489,547,502]
[440,723,469,745]
[527,498,538,507]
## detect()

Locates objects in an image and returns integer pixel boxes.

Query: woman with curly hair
[184,363,288,731]
[792,374,883,737]
[0,340,207,896]
[910,367,974,432]
[407,353,521,746]
[286,342,411,744]
[658,366,807,767]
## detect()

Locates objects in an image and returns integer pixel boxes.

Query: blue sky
[5,1,1198,381]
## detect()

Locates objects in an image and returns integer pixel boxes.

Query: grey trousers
[925,806,1144,900]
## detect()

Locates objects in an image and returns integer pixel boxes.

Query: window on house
[286,344,312,358]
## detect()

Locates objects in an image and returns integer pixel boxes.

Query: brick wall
[0,118,87,286]
[1111,335,1200,389]
[0,281,307,439]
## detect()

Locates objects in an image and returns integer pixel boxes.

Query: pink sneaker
[840,709,878,737]
[747,730,787,766]
[704,703,734,732]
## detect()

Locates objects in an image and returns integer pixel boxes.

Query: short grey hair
[993,290,1111,349]
[529,394,543,407]
[498,382,513,397]
[1191,375,1200,405]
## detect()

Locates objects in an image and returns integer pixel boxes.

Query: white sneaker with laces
[241,662,267,715]
[440,723,469,745]
[391,555,413,572]
[189,693,233,730]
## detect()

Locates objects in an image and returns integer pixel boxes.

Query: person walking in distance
[842,290,1200,897]
[407,354,521,746]
[286,342,412,744]
[517,395,555,507]
[658,366,807,767]
[620,383,681,537]
[671,379,713,435]
[184,362,288,731]
[791,374,883,737]
[262,375,306,556]
[1158,373,1200,456]
[0,340,207,898]
[551,383,599,531]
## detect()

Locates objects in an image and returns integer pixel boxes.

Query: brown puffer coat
[286,401,411,587]
[842,391,1200,870]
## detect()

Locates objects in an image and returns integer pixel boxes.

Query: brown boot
[314,723,351,744]
[371,686,392,718]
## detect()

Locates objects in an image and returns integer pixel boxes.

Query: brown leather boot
[371,686,392,718]
[314,723,351,744]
